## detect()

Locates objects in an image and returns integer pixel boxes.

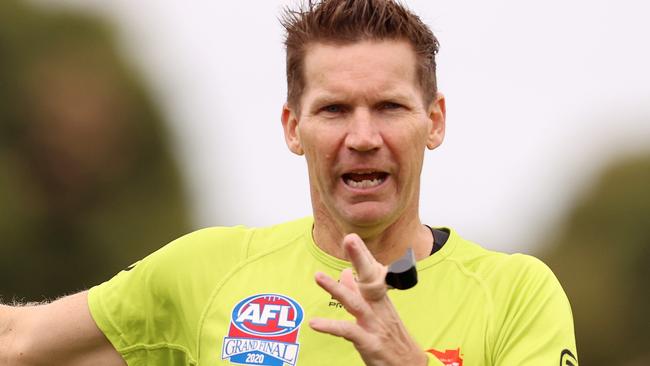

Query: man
[0,0,578,365]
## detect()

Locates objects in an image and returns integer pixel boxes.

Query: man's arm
[0,291,125,366]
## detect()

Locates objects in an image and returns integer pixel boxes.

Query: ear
[426,92,446,150]
[281,103,304,155]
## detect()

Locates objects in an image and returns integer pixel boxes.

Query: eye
[380,102,403,110]
[321,104,344,114]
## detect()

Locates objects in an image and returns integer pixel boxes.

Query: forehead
[301,40,420,102]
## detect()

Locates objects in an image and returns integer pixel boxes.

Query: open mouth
[342,171,389,189]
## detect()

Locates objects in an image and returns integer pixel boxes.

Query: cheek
[300,126,341,163]
[385,126,427,156]
[384,131,427,178]
[301,140,332,179]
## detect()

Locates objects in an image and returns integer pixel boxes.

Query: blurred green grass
[0,0,191,301]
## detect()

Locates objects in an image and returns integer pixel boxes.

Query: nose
[344,108,383,152]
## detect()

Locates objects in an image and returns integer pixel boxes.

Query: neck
[312,208,432,265]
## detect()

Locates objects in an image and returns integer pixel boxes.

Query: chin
[337,202,396,229]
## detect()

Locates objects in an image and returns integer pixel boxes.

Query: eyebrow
[310,95,342,108]
[309,91,413,108]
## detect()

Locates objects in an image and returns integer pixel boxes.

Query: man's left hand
[309,233,428,366]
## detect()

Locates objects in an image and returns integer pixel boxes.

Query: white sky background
[35,0,650,253]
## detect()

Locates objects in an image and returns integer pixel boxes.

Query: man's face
[282,40,445,232]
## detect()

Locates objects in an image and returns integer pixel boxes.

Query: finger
[309,317,367,344]
[314,271,371,318]
[342,234,381,283]
[343,234,387,302]
[339,268,357,292]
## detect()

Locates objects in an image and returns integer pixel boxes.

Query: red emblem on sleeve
[427,348,463,366]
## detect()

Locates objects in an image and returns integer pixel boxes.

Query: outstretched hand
[309,234,428,366]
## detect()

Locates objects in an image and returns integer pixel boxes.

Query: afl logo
[222,294,304,365]
[231,294,304,337]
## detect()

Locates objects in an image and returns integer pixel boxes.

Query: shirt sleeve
[87,226,250,365]
[489,254,578,365]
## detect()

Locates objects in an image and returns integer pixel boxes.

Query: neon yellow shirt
[88,217,578,365]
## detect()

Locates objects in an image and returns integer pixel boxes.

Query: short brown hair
[280,0,440,109]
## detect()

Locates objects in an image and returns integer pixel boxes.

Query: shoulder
[244,216,314,257]
[108,217,314,283]
[145,216,312,264]
[90,217,313,300]
[440,230,570,319]
[443,232,576,361]
[443,231,559,290]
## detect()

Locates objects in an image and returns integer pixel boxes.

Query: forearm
[1,303,51,366]
[0,304,20,365]
[0,293,125,366]
[1,295,84,366]
[4,303,64,366]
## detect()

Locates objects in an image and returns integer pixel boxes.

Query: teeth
[345,178,384,188]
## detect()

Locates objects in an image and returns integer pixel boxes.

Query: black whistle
[385,247,418,290]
